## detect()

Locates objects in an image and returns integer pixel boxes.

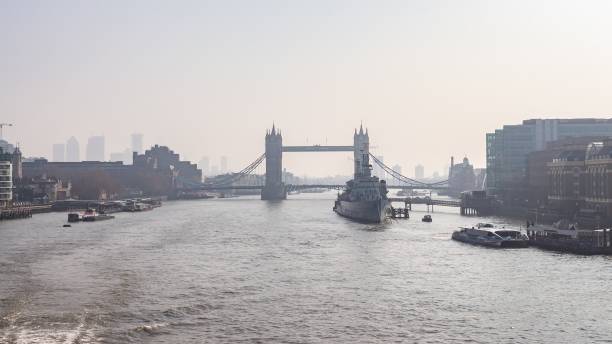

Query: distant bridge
[179,184,450,191]
[282,145,354,152]
[176,125,450,198]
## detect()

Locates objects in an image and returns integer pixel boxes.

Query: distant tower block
[261,124,286,200]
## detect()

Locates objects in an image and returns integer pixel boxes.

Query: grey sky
[2,0,612,177]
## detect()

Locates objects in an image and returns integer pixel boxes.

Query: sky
[2,0,612,177]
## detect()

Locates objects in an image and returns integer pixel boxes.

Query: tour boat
[80,208,115,222]
[452,223,529,248]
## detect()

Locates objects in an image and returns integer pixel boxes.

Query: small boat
[67,212,81,222]
[62,224,72,228]
[81,208,115,222]
[422,215,432,222]
[452,223,529,248]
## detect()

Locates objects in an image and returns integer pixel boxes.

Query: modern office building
[0,161,12,207]
[66,136,80,162]
[52,143,65,162]
[486,118,612,203]
[86,136,105,161]
[0,140,15,154]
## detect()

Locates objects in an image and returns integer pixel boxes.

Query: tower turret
[262,124,286,200]
[353,125,371,179]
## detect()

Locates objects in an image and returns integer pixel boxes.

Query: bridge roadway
[282,145,354,152]
[180,184,449,191]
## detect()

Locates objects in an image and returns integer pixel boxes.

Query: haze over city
[3,0,612,176]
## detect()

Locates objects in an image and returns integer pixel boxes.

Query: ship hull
[334,199,391,224]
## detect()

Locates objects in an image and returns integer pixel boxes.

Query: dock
[389,194,494,216]
[1,204,33,220]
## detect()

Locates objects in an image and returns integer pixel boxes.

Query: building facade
[66,136,80,162]
[132,145,202,187]
[487,118,612,205]
[448,156,476,196]
[540,139,612,226]
[0,161,12,207]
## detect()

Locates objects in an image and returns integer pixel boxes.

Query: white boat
[452,223,529,248]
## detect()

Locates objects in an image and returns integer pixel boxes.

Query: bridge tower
[353,124,371,178]
[261,124,287,200]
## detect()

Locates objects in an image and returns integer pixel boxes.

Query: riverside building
[0,161,12,207]
[486,118,612,205]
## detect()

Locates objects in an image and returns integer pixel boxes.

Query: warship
[333,125,391,223]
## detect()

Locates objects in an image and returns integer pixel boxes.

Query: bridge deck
[180,184,449,191]
[282,146,354,152]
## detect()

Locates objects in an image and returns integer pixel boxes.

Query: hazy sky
[2,0,612,177]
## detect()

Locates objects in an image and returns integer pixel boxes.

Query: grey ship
[333,126,391,223]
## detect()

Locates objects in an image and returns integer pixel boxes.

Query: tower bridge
[177,124,450,199]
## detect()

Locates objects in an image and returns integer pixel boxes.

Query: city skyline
[4,1,612,176]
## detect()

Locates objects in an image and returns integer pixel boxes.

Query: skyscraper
[199,156,210,176]
[220,156,228,173]
[66,136,80,162]
[415,164,425,180]
[131,133,143,154]
[86,136,105,161]
[52,143,65,162]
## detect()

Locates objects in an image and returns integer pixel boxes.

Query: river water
[1,192,611,343]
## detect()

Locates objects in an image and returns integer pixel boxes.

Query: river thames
[1,192,611,343]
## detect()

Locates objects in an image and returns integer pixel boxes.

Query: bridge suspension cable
[205,153,266,186]
[368,153,448,188]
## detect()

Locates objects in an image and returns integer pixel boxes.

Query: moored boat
[333,125,391,224]
[81,208,115,222]
[67,212,81,222]
[452,223,529,248]
[527,220,612,255]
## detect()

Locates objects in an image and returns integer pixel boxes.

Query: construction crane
[0,123,13,139]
